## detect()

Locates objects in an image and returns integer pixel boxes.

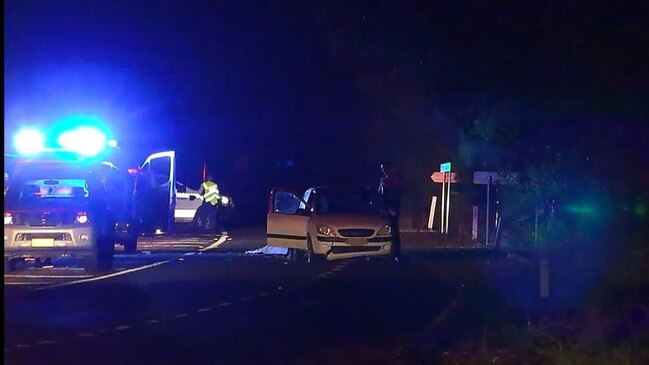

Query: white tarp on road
[245,245,289,255]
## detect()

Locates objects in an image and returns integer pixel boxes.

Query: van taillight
[4,212,13,225]
[75,212,89,224]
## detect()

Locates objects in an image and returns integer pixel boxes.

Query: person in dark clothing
[379,162,403,261]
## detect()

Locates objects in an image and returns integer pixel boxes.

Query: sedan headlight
[317,225,336,236]
[377,225,392,236]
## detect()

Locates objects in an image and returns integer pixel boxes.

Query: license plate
[347,238,367,246]
[31,238,55,247]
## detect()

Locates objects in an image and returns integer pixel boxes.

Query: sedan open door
[267,189,309,249]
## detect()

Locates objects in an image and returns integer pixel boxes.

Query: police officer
[379,162,403,262]
[199,174,221,234]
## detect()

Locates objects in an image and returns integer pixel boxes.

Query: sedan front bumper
[314,236,392,260]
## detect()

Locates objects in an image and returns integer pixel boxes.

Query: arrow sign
[473,171,519,185]
[440,162,451,173]
[431,172,460,183]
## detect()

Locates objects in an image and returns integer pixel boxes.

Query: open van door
[135,151,176,235]
[267,189,310,249]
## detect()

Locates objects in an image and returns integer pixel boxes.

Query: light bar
[58,127,107,157]
[14,129,45,155]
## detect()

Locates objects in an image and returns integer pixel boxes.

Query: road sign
[430,172,459,183]
[473,171,518,185]
[440,162,451,173]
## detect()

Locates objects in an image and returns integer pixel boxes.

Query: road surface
[5,227,516,365]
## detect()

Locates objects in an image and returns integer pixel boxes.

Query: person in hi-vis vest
[199,174,221,234]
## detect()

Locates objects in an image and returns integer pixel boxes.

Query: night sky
[5,1,648,217]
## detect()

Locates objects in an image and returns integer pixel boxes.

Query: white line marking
[16,344,29,348]
[115,325,131,331]
[4,282,51,286]
[175,313,188,318]
[241,297,250,301]
[198,307,213,312]
[41,260,171,289]
[37,340,57,345]
[147,319,160,324]
[4,274,92,279]
[217,302,231,306]
[259,292,268,296]
[199,235,229,251]
[78,333,96,338]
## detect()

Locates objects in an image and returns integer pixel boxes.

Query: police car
[4,127,180,272]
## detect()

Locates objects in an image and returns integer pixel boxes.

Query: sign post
[439,162,451,234]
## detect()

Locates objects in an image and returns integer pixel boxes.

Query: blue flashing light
[57,127,107,157]
[14,129,45,155]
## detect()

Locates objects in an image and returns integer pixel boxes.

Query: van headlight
[377,225,392,236]
[317,225,336,236]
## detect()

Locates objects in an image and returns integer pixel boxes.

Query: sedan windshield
[315,189,382,215]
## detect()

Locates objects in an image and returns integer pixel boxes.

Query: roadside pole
[441,175,446,233]
[444,169,451,234]
[427,196,437,230]
[486,174,491,245]
[472,206,479,241]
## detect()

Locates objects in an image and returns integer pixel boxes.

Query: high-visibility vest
[201,181,220,206]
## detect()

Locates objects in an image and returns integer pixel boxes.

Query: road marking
[198,307,213,312]
[241,297,250,301]
[78,333,96,338]
[41,260,171,289]
[259,292,268,297]
[37,340,57,345]
[217,302,231,306]
[199,235,229,251]
[147,319,161,324]
[115,325,131,331]
[175,313,188,318]
[4,274,92,279]
[4,281,51,286]
[16,344,30,348]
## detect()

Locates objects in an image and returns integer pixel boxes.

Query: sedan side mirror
[189,195,197,201]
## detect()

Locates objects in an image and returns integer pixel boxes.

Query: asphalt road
[4,228,512,365]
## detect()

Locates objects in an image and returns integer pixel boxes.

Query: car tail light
[4,212,13,225]
[75,212,89,224]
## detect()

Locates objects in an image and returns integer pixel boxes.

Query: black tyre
[4,257,17,273]
[123,237,138,254]
[34,257,52,268]
[192,206,208,234]
[84,235,114,273]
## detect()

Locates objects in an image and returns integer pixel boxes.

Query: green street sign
[440,162,451,173]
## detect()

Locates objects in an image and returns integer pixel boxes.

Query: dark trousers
[202,202,219,234]
[390,214,401,259]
